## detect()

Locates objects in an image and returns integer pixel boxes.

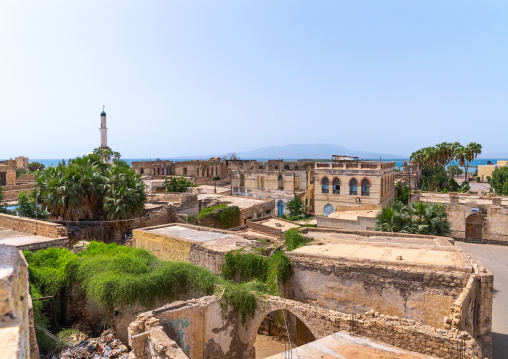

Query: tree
[17,190,48,219]
[375,201,451,236]
[163,176,196,193]
[394,182,410,204]
[488,167,508,196]
[35,154,146,221]
[286,197,306,219]
[26,162,45,172]
[447,165,463,178]
[213,176,221,193]
[93,147,121,162]
[221,153,240,161]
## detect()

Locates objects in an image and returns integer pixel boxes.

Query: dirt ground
[254,334,287,358]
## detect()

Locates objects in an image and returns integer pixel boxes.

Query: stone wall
[0,213,68,238]
[128,295,486,359]
[0,246,39,359]
[316,214,376,230]
[132,226,192,262]
[0,161,17,186]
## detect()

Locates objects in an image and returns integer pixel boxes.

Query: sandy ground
[254,334,287,359]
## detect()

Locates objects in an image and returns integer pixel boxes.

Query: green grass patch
[284,228,313,251]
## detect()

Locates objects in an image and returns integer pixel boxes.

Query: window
[332,178,340,194]
[361,178,370,196]
[140,168,144,174]
[0,172,6,186]
[167,166,171,175]
[240,173,245,187]
[183,167,187,175]
[295,166,299,171]
[284,165,290,170]
[278,175,284,190]
[294,176,300,191]
[321,177,329,193]
[349,178,358,195]
[153,168,156,176]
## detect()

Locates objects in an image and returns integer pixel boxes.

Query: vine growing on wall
[284,228,313,251]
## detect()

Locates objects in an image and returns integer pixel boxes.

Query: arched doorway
[277,200,285,217]
[466,213,483,242]
[253,309,316,358]
[323,204,334,217]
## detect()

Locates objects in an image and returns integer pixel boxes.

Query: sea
[13,158,505,174]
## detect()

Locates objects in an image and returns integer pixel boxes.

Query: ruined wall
[0,213,68,238]
[285,252,470,329]
[129,295,486,359]
[0,246,38,359]
[0,161,17,186]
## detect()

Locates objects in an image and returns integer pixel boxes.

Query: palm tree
[454,146,468,183]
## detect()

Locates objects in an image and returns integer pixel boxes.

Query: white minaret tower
[100,105,108,149]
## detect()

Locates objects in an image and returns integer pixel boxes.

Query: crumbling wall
[129,295,486,359]
[0,213,68,238]
[285,252,470,329]
[0,246,38,359]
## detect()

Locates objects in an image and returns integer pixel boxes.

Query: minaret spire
[100,106,108,149]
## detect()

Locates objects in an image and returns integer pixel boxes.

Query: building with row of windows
[230,156,395,217]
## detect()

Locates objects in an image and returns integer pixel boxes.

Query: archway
[251,309,316,359]
[277,200,285,217]
[278,175,284,190]
[323,204,334,217]
[465,213,483,241]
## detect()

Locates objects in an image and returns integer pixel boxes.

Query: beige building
[314,155,395,216]
[230,160,315,216]
[0,160,17,187]
[478,160,508,182]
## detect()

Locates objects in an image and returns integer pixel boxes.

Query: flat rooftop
[266,332,433,359]
[140,224,254,252]
[294,229,469,270]
[197,193,272,209]
[420,192,508,206]
[0,227,62,248]
[254,218,300,231]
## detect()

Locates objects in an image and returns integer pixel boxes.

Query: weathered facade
[416,191,508,245]
[0,160,17,187]
[230,160,315,216]
[314,156,395,216]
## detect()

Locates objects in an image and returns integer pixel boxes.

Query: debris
[52,329,129,359]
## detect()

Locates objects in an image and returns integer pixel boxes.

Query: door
[465,214,483,242]
[277,200,285,217]
[323,204,334,217]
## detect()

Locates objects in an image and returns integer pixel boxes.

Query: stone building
[314,155,395,216]
[229,160,315,216]
[416,191,508,245]
[132,158,228,185]
[0,160,17,187]
[14,156,29,169]
[478,160,508,182]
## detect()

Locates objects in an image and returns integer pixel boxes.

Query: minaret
[100,105,108,149]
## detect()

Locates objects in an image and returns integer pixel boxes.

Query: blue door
[277,200,285,217]
[323,204,334,217]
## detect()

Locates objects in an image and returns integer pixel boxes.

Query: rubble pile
[55,329,129,359]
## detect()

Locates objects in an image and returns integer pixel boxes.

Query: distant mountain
[234,144,406,160]
[172,144,405,160]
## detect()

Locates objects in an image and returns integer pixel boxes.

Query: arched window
[274,165,279,170]
[183,167,187,175]
[261,177,265,189]
[278,175,284,190]
[332,178,340,194]
[284,165,289,170]
[153,168,156,176]
[295,165,299,171]
[140,168,144,174]
[167,166,171,175]
[202,167,206,176]
[349,178,358,195]
[361,178,370,196]
[161,168,164,176]
[240,173,245,187]
[321,177,329,193]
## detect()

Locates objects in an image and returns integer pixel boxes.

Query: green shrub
[196,204,240,229]
[284,228,313,251]
[300,224,317,228]
[476,176,481,183]
[196,204,227,220]
[442,187,448,193]
[186,214,197,224]
[280,214,287,219]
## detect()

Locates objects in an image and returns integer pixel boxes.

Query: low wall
[317,215,375,230]
[0,246,39,359]
[0,213,68,238]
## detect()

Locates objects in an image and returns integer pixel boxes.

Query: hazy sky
[1,1,507,159]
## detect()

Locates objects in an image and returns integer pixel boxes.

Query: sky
[0,1,507,159]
